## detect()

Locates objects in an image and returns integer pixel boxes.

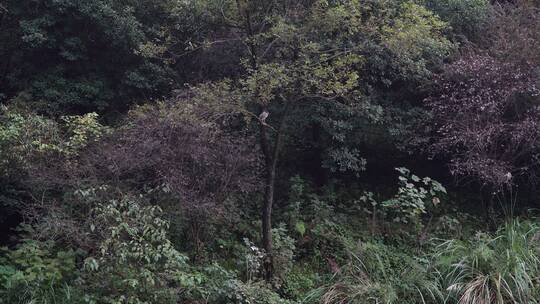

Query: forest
[0,0,540,303]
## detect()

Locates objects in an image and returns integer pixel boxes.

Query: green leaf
[295,221,306,236]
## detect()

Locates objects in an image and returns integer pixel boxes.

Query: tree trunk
[262,156,276,281]
[259,106,287,281]
[236,0,289,280]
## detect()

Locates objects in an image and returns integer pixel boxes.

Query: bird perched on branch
[259,109,269,124]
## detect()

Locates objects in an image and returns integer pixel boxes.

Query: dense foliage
[1,0,539,303]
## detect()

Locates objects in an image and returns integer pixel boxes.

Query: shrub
[281,265,319,301]
[231,280,296,304]
[426,53,540,189]
[82,196,189,304]
[271,224,296,286]
[359,168,446,238]
[0,107,62,179]
[178,263,296,304]
[0,239,82,304]
[426,0,490,39]
[381,167,446,229]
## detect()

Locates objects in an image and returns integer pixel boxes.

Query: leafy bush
[382,1,455,81]
[271,224,296,286]
[426,53,540,189]
[381,167,446,229]
[281,265,319,301]
[239,238,266,282]
[0,108,108,162]
[0,107,61,178]
[60,112,110,156]
[0,240,82,304]
[357,168,447,239]
[231,280,296,304]
[82,196,189,304]
[426,0,490,39]
[178,263,296,304]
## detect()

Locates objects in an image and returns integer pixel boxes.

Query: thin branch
[168,38,243,58]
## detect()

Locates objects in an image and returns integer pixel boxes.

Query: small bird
[259,109,269,123]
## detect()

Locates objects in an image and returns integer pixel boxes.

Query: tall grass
[311,241,443,304]
[0,281,81,304]
[433,220,540,304]
[308,220,540,304]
